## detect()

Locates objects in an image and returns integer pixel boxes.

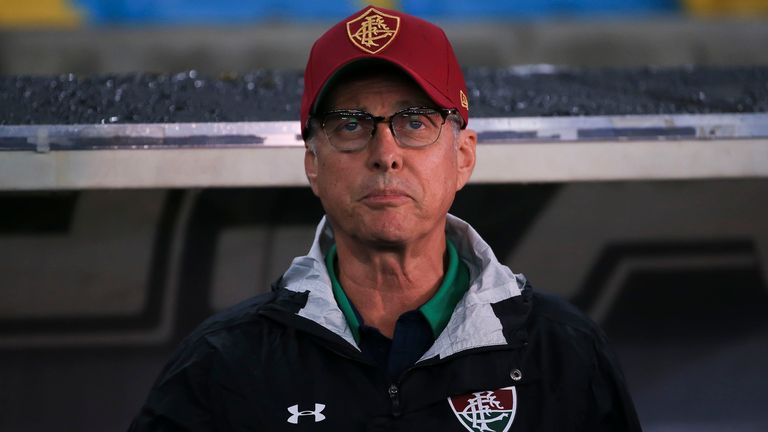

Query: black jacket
[130,216,641,431]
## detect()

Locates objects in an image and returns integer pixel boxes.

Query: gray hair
[304,120,321,154]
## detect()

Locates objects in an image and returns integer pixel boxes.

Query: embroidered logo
[460,89,469,110]
[287,403,326,424]
[346,8,400,54]
[448,387,517,432]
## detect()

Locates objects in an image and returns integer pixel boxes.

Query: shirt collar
[325,240,469,343]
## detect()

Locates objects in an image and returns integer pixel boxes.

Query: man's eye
[407,117,424,129]
[402,113,435,130]
[329,117,363,134]
[341,120,360,131]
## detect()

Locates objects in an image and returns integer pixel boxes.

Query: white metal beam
[1,114,767,190]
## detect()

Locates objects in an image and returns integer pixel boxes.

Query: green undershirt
[325,240,470,343]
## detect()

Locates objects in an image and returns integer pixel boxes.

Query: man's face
[304,71,476,249]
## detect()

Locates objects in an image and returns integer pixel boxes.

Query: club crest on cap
[346,8,400,55]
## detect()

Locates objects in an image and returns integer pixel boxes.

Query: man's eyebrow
[327,105,365,112]
[328,100,436,112]
[394,99,435,109]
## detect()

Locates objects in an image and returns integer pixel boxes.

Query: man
[130,5,641,431]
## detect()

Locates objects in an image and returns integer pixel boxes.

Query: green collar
[325,240,470,343]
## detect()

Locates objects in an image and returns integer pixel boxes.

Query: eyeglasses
[314,107,457,152]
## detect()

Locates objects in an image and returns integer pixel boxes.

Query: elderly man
[131,6,641,431]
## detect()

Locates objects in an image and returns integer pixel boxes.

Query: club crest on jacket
[448,387,517,432]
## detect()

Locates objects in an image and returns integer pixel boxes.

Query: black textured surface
[468,66,768,117]
[1,66,767,125]
[0,70,304,125]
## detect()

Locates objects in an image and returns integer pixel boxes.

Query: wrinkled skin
[305,72,476,254]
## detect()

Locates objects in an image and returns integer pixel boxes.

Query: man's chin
[347,215,414,246]
[329,210,435,248]
[362,224,412,246]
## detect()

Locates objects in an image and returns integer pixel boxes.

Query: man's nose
[366,122,403,171]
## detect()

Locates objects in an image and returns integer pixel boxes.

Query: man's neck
[333,231,447,338]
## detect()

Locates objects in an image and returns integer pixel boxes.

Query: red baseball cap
[300,5,469,138]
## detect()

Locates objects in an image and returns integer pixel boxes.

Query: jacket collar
[280,214,525,360]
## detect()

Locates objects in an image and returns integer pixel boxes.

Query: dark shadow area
[0,190,184,335]
[600,254,768,430]
[451,183,561,262]
[604,266,768,342]
[175,187,324,340]
[0,191,79,233]
[571,240,758,314]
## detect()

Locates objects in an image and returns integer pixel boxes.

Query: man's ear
[304,145,320,197]
[456,128,477,191]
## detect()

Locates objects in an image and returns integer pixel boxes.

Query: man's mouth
[361,188,411,206]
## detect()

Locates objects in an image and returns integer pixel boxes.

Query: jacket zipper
[388,383,401,417]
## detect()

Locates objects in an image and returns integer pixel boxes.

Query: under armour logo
[287,403,326,424]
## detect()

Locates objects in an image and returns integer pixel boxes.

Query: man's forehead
[322,68,435,111]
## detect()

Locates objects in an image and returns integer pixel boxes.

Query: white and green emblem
[448,387,517,432]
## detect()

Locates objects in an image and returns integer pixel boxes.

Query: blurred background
[1,1,768,431]
[2,0,768,73]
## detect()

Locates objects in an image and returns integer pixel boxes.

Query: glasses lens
[392,109,444,147]
[323,112,373,151]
